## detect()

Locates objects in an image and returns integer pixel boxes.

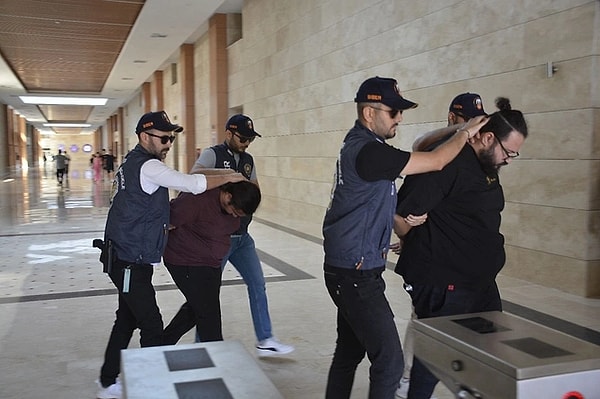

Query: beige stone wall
[223,0,599,297]
[194,34,216,151]
[122,94,144,156]
[115,0,598,297]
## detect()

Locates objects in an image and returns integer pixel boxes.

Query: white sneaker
[96,379,122,399]
[256,337,295,357]
[395,377,410,398]
[395,378,438,399]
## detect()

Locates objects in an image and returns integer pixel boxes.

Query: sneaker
[395,378,438,399]
[96,379,122,399]
[256,337,295,357]
[395,377,410,398]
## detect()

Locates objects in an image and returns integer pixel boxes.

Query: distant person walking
[63,151,71,178]
[103,150,116,180]
[54,149,68,186]
[93,152,103,182]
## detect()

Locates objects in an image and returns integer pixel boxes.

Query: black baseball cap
[354,76,418,110]
[226,114,261,137]
[449,93,486,119]
[135,111,183,134]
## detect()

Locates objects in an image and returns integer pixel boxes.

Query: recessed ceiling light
[150,33,168,38]
[20,96,107,106]
[43,123,92,128]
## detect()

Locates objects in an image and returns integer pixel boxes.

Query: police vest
[323,122,397,270]
[104,144,170,264]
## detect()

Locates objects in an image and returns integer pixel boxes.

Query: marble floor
[0,163,599,399]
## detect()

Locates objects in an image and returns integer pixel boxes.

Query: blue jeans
[407,282,502,399]
[324,265,403,399]
[197,233,273,342]
[227,233,272,341]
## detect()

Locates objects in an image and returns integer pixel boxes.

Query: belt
[324,264,385,277]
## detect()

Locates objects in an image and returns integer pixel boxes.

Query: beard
[158,148,169,160]
[478,146,502,176]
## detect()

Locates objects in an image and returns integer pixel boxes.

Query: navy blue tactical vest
[104,144,170,264]
[323,122,397,270]
[212,143,254,234]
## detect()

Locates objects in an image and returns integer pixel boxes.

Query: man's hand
[390,240,403,255]
[404,213,427,226]
[461,115,489,139]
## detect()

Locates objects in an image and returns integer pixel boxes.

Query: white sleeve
[140,159,207,194]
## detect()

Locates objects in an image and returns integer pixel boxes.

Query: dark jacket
[104,144,169,264]
[323,122,401,270]
[163,189,240,267]
[213,143,254,235]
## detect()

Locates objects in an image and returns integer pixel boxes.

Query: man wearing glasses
[395,92,488,399]
[322,76,488,399]
[97,110,244,399]
[393,97,528,399]
[190,114,295,357]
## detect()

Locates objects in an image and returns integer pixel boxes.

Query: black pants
[163,263,223,344]
[324,265,403,399]
[56,168,65,183]
[100,260,163,387]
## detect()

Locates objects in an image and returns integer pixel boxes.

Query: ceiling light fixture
[43,123,92,128]
[20,96,108,106]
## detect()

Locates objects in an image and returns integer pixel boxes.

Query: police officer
[97,110,244,399]
[190,114,295,356]
[322,77,488,399]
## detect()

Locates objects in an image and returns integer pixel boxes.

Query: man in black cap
[322,77,488,399]
[190,114,295,357]
[412,92,487,152]
[96,110,244,399]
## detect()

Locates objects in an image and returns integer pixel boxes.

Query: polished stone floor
[0,162,599,399]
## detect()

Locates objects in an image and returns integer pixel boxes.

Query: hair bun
[495,97,511,111]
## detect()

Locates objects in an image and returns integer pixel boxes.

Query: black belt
[324,263,385,277]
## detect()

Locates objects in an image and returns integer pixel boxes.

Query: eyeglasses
[233,132,255,144]
[369,106,401,119]
[145,131,176,144]
[493,134,519,159]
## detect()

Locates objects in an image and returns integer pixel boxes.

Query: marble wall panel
[217,0,600,297]
[503,202,589,259]
[504,245,598,297]
[501,160,593,209]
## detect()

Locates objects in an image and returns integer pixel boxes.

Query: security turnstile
[413,311,600,398]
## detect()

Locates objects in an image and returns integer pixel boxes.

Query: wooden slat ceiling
[0,0,144,124]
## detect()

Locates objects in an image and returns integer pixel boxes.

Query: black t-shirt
[395,145,506,287]
[356,140,410,181]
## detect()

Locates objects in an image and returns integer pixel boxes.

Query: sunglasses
[453,112,471,122]
[369,106,402,119]
[233,132,255,144]
[145,131,176,144]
